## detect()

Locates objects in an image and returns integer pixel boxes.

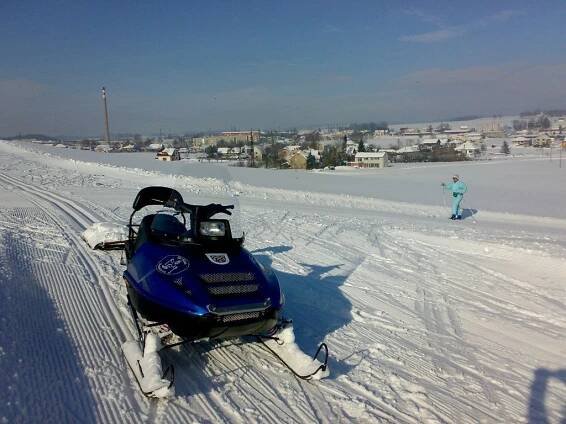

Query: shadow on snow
[0,233,97,423]
[461,207,478,220]
[253,246,356,379]
[528,368,566,424]
[161,243,356,397]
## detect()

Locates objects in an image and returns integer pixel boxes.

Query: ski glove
[453,192,459,197]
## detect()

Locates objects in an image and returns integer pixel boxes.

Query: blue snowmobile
[97,186,328,397]
[124,185,283,340]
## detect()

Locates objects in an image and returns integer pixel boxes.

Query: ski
[257,321,329,381]
[122,335,175,398]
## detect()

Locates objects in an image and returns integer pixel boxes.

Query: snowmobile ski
[122,334,175,398]
[257,321,329,381]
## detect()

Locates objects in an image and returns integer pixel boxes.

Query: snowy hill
[1,140,565,423]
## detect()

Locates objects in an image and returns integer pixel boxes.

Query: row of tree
[513,115,552,131]
[347,122,389,132]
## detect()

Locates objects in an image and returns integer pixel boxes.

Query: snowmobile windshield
[129,165,243,245]
[181,163,243,241]
[150,213,187,242]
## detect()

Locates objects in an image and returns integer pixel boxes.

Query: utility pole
[249,129,255,168]
[101,87,111,143]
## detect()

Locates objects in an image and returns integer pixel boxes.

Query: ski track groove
[1,217,119,422]
[0,173,152,422]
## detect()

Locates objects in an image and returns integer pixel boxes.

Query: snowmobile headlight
[199,221,226,237]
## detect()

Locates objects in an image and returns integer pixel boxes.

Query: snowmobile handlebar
[177,203,234,219]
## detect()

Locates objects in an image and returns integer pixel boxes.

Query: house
[221,131,260,143]
[217,147,230,156]
[306,149,320,162]
[147,143,164,151]
[95,144,112,153]
[280,145,301,160]
[354,152,389,168]
[512,136,530,146]
[156,148,180,161]
[380,148,399,155]
[444,127,472,135]
[455,142,480,159]
[533,134,552,147]
[345,139,357,156]
[400,128,422,136]
[120,144,136,152]
[242,145,263,161]
[178,147,189,159]
[465,132,483,142]
[419,138,441,151]
[288,152,307,169]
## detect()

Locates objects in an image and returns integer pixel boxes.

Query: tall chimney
[101,87,111,143]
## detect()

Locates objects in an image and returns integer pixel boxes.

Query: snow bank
[2,139,565,219]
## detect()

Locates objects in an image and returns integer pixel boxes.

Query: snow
[82,222,128,249]
[261,324,329,381]
[122,334,174,398]
[355,152,387,158]
[0,139,565,422]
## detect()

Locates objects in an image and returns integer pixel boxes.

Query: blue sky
[1,0,565,135]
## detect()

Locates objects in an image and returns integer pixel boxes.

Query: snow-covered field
[1,140,565,423]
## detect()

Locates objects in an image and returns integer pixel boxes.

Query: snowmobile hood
[124,240,282,317]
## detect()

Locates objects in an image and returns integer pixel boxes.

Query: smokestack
[101,87,111,143]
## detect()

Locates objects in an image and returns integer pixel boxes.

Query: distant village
[13,113,566,170]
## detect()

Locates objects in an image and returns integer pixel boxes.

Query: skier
[441,175,467,220]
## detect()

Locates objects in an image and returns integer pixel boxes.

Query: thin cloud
[400,9,522,43]
[402,9,445,27]
[481,9,523,24]
[322,24,343,33]
[399,28,465,43]
[383,62,566,117]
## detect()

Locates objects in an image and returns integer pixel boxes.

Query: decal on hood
[156,255,190,275]
[205,253,230,265]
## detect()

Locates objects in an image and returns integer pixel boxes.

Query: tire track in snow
[375,233,508,422]
[382,231,566,422]
[245,205,543,422]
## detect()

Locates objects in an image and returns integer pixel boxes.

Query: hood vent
[199,272,258,297]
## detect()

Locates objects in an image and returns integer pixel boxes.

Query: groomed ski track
[1,142,565,423]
